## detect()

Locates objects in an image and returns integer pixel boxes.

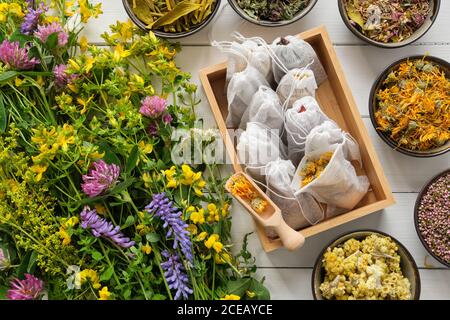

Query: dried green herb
[236,0,311,22]
[343,0,431,43]
[129,0,217,33]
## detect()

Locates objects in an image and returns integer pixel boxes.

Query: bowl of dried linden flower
[369,55,450,157]
[312,230,421,300]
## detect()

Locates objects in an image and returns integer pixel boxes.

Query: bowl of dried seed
[369,55,450,157]
[338,0,440,48]
[123,0,221,38]
[228,0,318,27]
[414,169,450,268]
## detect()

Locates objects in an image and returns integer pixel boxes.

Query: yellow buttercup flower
[142,243,152,255]
[220,294,240,300]
[98,287,111,300]
[30,164,48,182]
[189,208,205,225]
[212,241,223,253]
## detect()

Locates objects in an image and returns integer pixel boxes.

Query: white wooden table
[85,0,450,300]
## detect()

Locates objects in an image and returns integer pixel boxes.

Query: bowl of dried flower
[228,0,318,27]
[414,169,450,268]
[123,0,221,38]
[312,230,421,300]
[369,55,450,157]
[338,0,441,48]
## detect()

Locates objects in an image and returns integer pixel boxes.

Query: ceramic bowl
[338,0,441,48]
[227,0,318,27]
[312,230,421,300]
[414,169,450,268]
[122,0,221,39]
[369,55,450,157]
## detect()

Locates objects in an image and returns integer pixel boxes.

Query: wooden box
[199,26,395,252]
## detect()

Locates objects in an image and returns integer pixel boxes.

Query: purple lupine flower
[0,40,40,70]
[34,22,68,47]
[160,250,193,300]
[145,193,193,263]
[80,206,135,248]
[0,248,9,271]
[139,96,167,118]
[21,2,47,35]
[162,113,173,124]
[53,64,77,87]
[7,274,44,300]
[81,160,120,198]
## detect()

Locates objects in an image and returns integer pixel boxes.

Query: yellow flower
[64,0,75,17]
[77,95,94,114]
[212,241,223,253]
[214,252,231,264]
[221,203,230,217]
[79,35,88,52]
[30,164,48,182]
[207,203,219,223]
[79,269,101,289]
[246,290,256,298]
[138,140,153,154]
[95,204,106,215]
[189,208,205,225]
[113,44,131,63]
[220,294,240,300]
[166,179,177,188]
[67,82,78,93]
[204,234,219,249]
[64,216,79,228]
[59,227,71,246]
[98,287,110,300]
[142,243,152,255]
[15,77,24,87]
[79,0,102,23]
[187,224,198,235]
[196,231,208,241]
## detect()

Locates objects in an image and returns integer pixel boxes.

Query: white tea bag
[226,66,269,128]
[276,68,317,108]
[240,86,283,132]
[264,159,309,238]
[284,96,329,166]
[271,35,327,84]
[237,122,287,182]
[291,122,370,223]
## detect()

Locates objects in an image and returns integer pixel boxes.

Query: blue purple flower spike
[160,250,193,300]
[21,2,47,35]
[145,192,193,263]
[80,206,135,248]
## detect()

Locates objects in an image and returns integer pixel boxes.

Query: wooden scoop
[226,172,305,251]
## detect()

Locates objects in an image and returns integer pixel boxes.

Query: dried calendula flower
[375,57,450,151]
[227,175,268,213]
[344,0,431,43]
[129,0,217,33]
[300,151,333,186]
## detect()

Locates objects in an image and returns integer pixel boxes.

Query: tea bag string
[211,40,250,65]
[231,32,289,75]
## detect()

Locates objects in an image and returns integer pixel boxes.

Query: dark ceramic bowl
[338,0,441,48]
[123,0,221,39]
[414,169,450,268]
[369,55,450,158]
[227,0,318,27]
[312,230,421,300]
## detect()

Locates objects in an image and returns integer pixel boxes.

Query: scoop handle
[274,219,306,251]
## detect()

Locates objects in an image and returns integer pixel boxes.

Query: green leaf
[27,251,38,274]
[0,95,7,133]
[152,1,201,28]
[151,294,167,300]
[145,233,161,243]
[226,278,251,297]
[98,142,121,165]
[45,32,59,49]
[125,145,139,174]
[100,265,114,282]
[121,215,135,229]
[0,71,18,84]
[0,286,7,300]
[91,251,103,261]
[9,30,33,46]
[248,278,270,300]
[17,251,32,278]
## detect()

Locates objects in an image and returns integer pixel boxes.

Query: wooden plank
[83,0,450,46]
[230,193,449,269]
[257,268,450,300]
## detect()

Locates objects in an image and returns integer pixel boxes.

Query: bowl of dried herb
[369,55,450,157]
[338,0,440,48]
[123,0,221,38]
[228,0,318,27]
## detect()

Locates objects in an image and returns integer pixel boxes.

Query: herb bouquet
[0,0,269,300]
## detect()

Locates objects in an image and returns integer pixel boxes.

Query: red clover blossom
[81,160,120,198]
[7,274,44,300]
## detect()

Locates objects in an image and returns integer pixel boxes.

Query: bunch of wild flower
[0,0,268,301]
